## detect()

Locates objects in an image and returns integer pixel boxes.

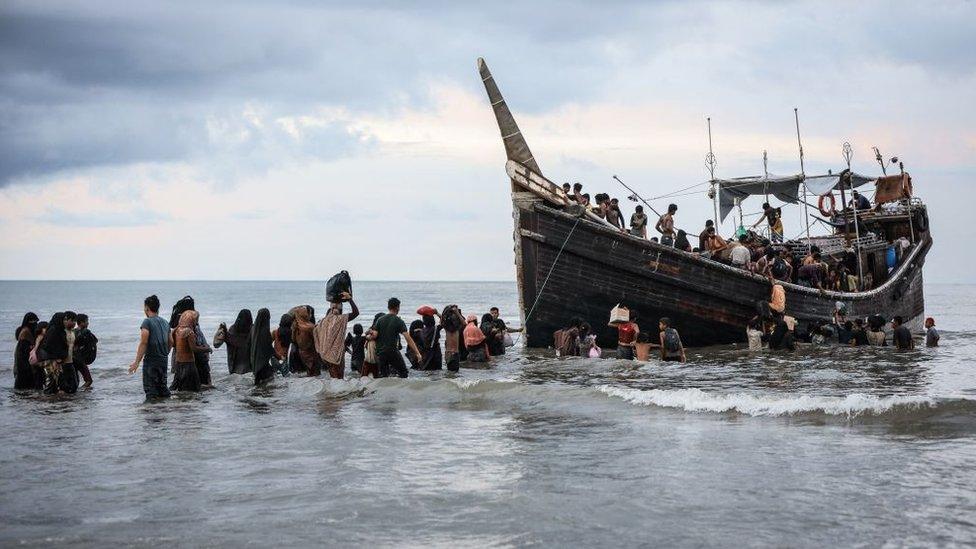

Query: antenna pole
[612,175,663,219]
[843,142,864,291]
[706,117,719,231]
[872,147,887,176]
[762,149,770,203]
[794,108,811,241]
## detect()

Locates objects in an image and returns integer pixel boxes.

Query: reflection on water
[1,282,975,546]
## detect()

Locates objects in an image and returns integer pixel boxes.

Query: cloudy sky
[1,1,974,281]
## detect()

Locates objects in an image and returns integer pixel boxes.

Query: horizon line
[0,279,518,283]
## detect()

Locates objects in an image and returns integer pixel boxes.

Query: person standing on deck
[655,204,678,246]
[630,206,648,238]
[730,235,751,269]
[314,292,359,379]
[572,183,584,204]
[607,198,626,231]
[698,220,714,251]
[850,190,871,211]
[750,203,784,243]
[372,298,422,378]
[892,316,914,351]
[611,310,640,360]
[128,295,173,400]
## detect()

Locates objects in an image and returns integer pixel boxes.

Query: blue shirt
[141,316,171,362]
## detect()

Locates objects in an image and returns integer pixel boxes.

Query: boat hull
[514,197,929,348]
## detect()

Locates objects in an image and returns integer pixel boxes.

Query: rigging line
[649,181,710,200]
[515,216,583,346]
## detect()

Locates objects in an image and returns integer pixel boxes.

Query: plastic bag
[325,271,352,302]
[417,305,437,316]
[503,332,515,348]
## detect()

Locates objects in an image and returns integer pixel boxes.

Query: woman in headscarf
[171,310,205,392]
[440,305,465,372]
[192,313,213,387]
[419,313,442,370]
[360,312,384,378]
[13,312,39,391]
[39,312,69,394]
[272,313,293,377]
[408,319,425,369]
[480,313,501,357]
[674,229,692,252]
[249,308,275,386]
[168,295,194,364]
[30,321,48,390]
[214,309,253,375]
[291,305,321,377]
[464,315,489,363]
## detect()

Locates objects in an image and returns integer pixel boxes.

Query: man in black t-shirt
[371,297,422,378]
[891,316,914,351]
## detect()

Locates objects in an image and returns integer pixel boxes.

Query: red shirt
[617,322,638,345]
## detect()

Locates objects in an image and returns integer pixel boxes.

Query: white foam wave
[595,386,935,417]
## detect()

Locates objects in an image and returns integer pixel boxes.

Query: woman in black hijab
[215,309,253,375]
[40,312,70,394]
[250,308,275,386]
[419,314,442,370]
[13,312,39,391]
[272,313,293,377]
[408,319,425,369]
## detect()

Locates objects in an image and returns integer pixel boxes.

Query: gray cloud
[37,207,171,228]
[1,0,974,186]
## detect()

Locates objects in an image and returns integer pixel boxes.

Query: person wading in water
[128,295,173,400]
[371,298,421,378]
[314,292,359,379]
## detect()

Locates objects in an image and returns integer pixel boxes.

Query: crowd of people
[552,311,688,363]
[751,273,939,352]
[12,311,98,394]
[560,182,894,292]
[121,294,521,400]
[11,285,938,400]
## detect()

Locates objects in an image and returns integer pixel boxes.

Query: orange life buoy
[818,193,836,217]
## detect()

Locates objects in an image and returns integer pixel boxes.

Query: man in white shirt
[730,235,751,269]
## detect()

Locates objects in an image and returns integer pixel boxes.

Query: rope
[515,216,582,345]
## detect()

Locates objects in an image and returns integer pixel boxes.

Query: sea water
[1,281,974,547]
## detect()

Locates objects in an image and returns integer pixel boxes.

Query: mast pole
[843,142,863,291]
[706,117,719,231]
[794,108,811,242]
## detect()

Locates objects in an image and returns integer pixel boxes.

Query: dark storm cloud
[0,0,973,185]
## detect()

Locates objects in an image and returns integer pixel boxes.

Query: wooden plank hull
[514,198,930,348]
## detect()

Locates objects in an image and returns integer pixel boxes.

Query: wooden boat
[477,58,932,348]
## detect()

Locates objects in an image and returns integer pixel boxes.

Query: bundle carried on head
[325,271,352,303]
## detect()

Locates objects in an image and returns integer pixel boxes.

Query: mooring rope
[515,216,582,345]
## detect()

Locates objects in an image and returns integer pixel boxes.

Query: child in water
[634,332,658,361]
[582,332,601,358]
[345,324,365,372]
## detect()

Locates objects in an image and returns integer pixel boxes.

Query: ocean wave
[595,385,938,417]
[330,375,975,420]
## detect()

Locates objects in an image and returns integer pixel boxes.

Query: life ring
[818,193,836,217]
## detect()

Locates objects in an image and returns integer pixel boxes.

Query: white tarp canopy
[715,172,875,221]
